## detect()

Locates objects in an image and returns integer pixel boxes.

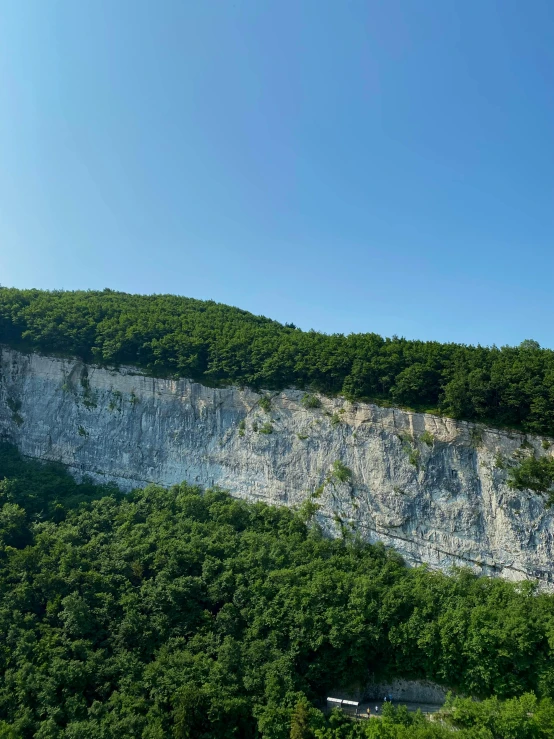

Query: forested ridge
[1,445,554,737]
[1,287,554,436]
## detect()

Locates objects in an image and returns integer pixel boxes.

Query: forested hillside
[1,287,554,436]
[1,444,554,737]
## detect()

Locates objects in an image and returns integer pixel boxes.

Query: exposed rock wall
[1,346,553,586]
[363,679,447,704]
[329,679,447,704]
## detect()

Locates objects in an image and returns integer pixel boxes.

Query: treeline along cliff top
[1,287,553,436]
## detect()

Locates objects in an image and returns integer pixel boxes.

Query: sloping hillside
[1,444,554,738]
[1,287,554,435]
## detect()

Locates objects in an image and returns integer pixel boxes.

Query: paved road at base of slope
[347,700,445,719]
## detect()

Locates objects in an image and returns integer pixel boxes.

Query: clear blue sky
[1,1,553,347]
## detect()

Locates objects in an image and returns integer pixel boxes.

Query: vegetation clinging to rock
[507,455,554,505]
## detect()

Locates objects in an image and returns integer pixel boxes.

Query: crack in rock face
[1,346,554,588]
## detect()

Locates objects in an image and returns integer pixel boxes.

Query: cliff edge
[1,346,553,586]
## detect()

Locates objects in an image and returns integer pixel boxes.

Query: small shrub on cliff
[330,412,341,427]
[258,395,272,413]
[331,459,352,483]
[420,430,434,446]
[507,455,554,503]
[301,394,321,410]
[494,453,506,469]
[408,448,421,467]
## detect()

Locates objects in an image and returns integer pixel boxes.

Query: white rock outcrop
[1,346,553,586]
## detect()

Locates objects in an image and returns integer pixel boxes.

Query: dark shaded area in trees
[1,445,554,737]
[1,288,554,435]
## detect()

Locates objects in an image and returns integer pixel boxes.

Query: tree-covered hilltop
[2,444,554,738]
[1,287,554,436]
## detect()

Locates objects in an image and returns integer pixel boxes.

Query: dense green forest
[1,444,554,738]
[1,287,554,436]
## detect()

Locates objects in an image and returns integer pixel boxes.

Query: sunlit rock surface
[1,346,553,587]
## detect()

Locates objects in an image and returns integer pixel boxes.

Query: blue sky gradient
[1,0,553,347]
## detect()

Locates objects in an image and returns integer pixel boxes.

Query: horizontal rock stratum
[1,346,553,586]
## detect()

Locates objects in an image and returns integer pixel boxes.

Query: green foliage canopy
[1,288,554,435]
[508,456,554,503]
[2,446,554,737]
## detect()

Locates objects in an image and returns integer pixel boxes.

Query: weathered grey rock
[331,678,447,704]
[363,679,447,704]
[1,346,553,586]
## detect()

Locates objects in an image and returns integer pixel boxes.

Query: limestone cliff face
[1,346,553,586]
